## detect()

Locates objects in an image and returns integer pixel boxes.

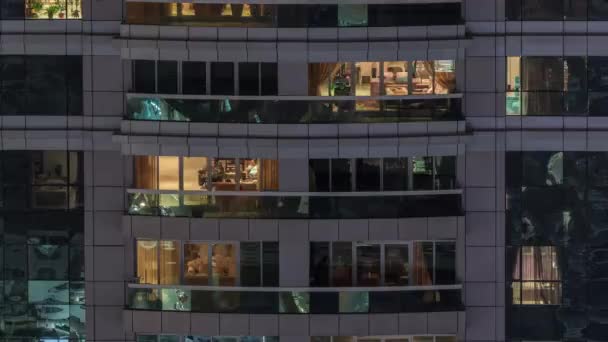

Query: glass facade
[505,56,608,116]
[505,0,608,20]
[0,56,83,115]
[125,3,462,27]
[135,335,457,342]
[0,151,84,339]
[506,151,608,341]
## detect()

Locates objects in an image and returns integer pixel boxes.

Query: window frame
[309,240,456,287]
[135,239,279,287]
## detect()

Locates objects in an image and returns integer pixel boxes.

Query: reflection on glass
[385,245,409,286]
[356,244,380,286]
[412,157,433,190]
[332,242,352,286]
[25,0,82,19]
[339,291,369,313]
[356,159,381,191]
[161,288,191,311]
[279,292,310,313]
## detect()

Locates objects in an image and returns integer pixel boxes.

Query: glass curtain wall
[506,151,608,340]
[0,151,84,340]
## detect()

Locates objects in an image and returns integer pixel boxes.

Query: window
[239,62,259,96]
[308,61,456,96]
[211,62,235,95]
[182,62,206,95]
[133,156,279,192]
[137,240,279,287]
[506,0,587,20]
[309,241,455,287]
[309,157,456,192]
[510,246,561,305]
[132,60,156,93]
[261,63,278,95]
[0,56,82,115]
[310,337,457,342]
[157,61,178,94]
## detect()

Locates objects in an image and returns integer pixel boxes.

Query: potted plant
[70,0,80,18]
[46,5,61,19]
[28,0,44,18]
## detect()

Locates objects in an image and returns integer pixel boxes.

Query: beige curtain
[137,241,159,284]
[261,159,279,190]
[308,63,339,95]
[160,241,180,285]
[134,156,158,189]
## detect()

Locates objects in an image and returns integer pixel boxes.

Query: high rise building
[0,0,607,341]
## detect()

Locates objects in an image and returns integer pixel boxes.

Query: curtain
[134,156,158,189]
[433,62,456,93]
[514,246,561,304]
[160,241,180,285]
[137,241,159,284]
[413,242,433,285]
[308,63,339,95]
[261,159,279,190]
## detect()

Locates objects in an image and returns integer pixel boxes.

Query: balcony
[127,284,463,314]
[126,189,463,219]
[126,95,463,124]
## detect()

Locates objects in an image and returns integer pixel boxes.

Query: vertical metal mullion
[177,61,183,94]
[206,63,212,95]
[154,60,158,94]
[329,242,333,286]
[329,159,333,192]
[351,158,356,192]
[380,158,384,191]
[235,158,241,190]
[208,243,213,285]
[350,62,357,96]
[379,61,385,95]
[432,241,437,285]
[235,242,241,286]
[234,62,239,95]
[380,243,385,286]
[260,242,264,286]
[157,239,161,285]
[407,157,413,190]
[432,156,437,190]
[258,63,262,96]
[352,242,357,286]
[178,157,184,206]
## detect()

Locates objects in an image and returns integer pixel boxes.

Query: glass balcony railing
[127,284,463,314]
[126,96,463,124]
[126,190,463,219]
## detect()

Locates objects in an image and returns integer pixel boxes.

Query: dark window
[565,0,587,19]
[309,159,330,192]
[356,158,381,191]
[157,61,178,94]
[210,62,234,95]
[0,56,26,114]
[276,5,308,27]
[182,62,206,95]
[590,0,608,20]
[435,242,456,284]
[383,158,408,191]
[522,57,564,91]
[506,0,522,20]
[27,56,67,115]
[261,63,278,95]
[262,242,279,286]
[240,242,261,286]
[66,57,83,115]
[331,159,352,191]
[1,0,24,19]
[522,0,563,20]
[332,242,352,286]
[308,5,337,27]
[132,60,155,93]
[588,57,608,91]
[356,243,380,286]
[310,242,329,286]
[238,62,259,96]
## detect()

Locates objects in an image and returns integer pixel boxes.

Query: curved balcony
[126,189,463,219]
[126,95,463,124]
[127,284,463,314]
